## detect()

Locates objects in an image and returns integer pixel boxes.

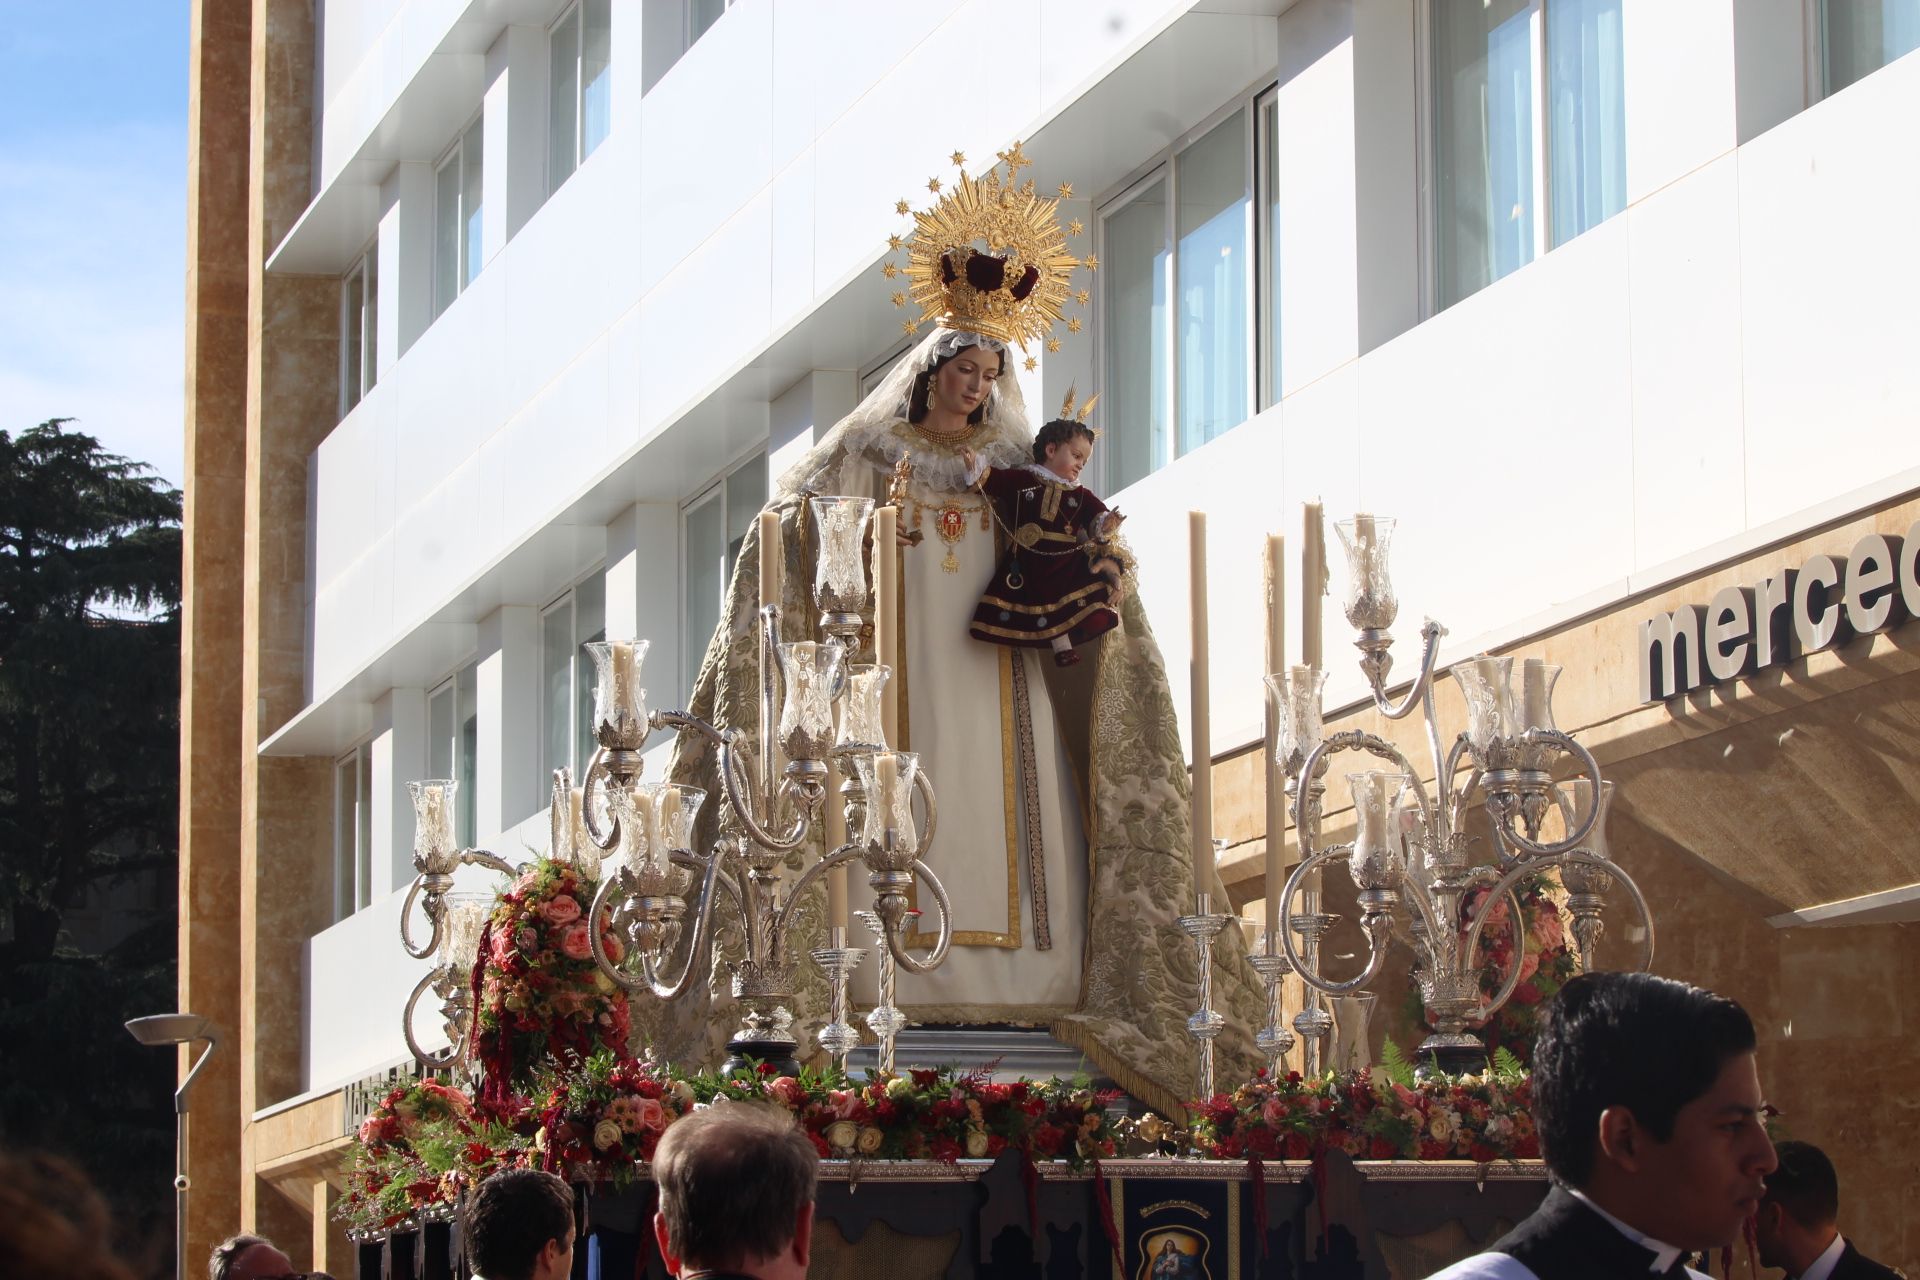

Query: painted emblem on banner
[1138,1229,1208,1280]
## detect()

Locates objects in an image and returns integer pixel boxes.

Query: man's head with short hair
[1754,1140,1842,1272]
[209,1234,293,1280]
[651,1102,818,1280]
[1532,972,1775,1250]
[465,1169,574,1280]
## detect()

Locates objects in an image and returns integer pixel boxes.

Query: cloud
[0,119,185,487]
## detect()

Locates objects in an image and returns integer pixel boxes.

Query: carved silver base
[810,926,868,1073]
[1176,894,1231,1105]
[855,909,906,1075]
[1246,929,1295,1075]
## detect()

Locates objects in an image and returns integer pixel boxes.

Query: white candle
[1522,657,1548,731]
[1189,511,1213,895]
[610,641,635,725]
[875,506,899,746]
[826,759,849,929]
[759,510,782,611]
[1264,534,1286,937]
[1302,503,1325,671]
[875,751,899,847]
[642,789,665,872]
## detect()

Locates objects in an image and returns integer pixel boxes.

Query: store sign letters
[1638,526,1920,704]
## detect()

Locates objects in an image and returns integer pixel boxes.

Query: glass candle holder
[549,781,600,880]
[1264,664,1329,776]
[440,891,494,975]
[586,640,651,746]
[778,640,844,761]
[810,497,875,615]
[409,779,460,871]
[1334,514,1398,631]
[854,751,919,853]
[834,664,891,754]
[1348,771,1412,891]
[1452,654,1518,752]
[624,781,707,873]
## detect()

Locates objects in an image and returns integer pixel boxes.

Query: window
[1823,0,1920,94]
[1255,87,1281,411]
[1099,100,1256,492]
[1430,0,1625,312]
[682,450,767,696]
[549,0,612,194]
[341,241,378,413]
[333,743,373,921]
[541,570,605,790]
[433,116,485,317]
[428,664,479,848]
[688,0,735,48]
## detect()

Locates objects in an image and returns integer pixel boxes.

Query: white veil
[776,327,1034,498]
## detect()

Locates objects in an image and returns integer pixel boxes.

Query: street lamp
[126,1013,218,1280]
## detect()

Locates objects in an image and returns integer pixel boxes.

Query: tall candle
[1264,534,1286,937]
[1189,511,1214,894]
[759,510,782,611]
[610,641,635,723]
[826,760,849,928]
[1521,657,1548,731]
[875,506,899,746]
[1302,502,1325,671]
[875,751,899,847]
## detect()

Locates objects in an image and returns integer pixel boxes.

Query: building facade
[181,0,1920,1272]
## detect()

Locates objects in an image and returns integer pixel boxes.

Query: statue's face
[934,345,1001,416]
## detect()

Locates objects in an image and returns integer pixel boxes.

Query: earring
[923,382,936,414]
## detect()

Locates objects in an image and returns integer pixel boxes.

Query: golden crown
[882,142,1096,366]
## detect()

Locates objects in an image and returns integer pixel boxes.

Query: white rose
[857,1126,885,1155]
[592,1119,624,1151]
[965,1128,991,1159]
[826,1120,859,1153]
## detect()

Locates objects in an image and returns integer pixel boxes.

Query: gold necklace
[907,417,983,447]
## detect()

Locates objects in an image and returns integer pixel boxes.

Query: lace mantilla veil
[778,328,1032,498]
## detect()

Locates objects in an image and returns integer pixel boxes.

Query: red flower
[1283,1133,1312,1161]
[1418,1139,1450,1160]
[464,1142,494,1165]
[1369,1137,1399,1160]
[929,1136,963,1163]
[1512,981,1543,1006]
[1030,1124,1065,1156]
[1469,1141,1499,1163]
[808,1132,831,1158]
[911,1069,941,1089]
[986,1134,1007,1157]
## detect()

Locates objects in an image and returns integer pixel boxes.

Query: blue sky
[1,4,190,488]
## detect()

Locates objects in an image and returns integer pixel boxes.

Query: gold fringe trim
[1049,1017,1188,1123]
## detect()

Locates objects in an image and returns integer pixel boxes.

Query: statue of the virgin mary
[655,147,1264,1115]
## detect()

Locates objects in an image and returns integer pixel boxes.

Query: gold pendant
[935,504,968,574]
[943,549,960,573]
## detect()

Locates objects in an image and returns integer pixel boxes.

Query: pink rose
[635,1098,667,1132]
[559,921,594,961]
[764,1076,806,1108]
[541,895,583,927]
[601,929,625,963]
[1530,907,1564,953]
[1261,1096,1288,1126]
[829,1089,870,1123]
[1516,946,1541,985]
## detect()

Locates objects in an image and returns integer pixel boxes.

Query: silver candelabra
[578,496,953,1074]
[1274,514,1655,1075]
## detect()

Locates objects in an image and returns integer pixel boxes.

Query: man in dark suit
[1755,1140,1906,1280]
[1427,972,1778,1280]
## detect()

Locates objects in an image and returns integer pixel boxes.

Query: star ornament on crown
[882,141,1094,360]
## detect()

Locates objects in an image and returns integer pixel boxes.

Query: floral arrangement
[534,1051,698,1186]
[472,858,630,1109]
[697,1064,1119,1169]
[1394,873,1578,1067]
[337,1062,1120,1231]
[1189,1056,1538,1165]
[340,1080,535,1232]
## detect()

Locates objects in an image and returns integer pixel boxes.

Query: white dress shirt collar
[1799,1232,1847,1280]
[1564,1185,1687,1273]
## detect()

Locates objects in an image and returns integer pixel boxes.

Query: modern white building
[179,0,1920,1271]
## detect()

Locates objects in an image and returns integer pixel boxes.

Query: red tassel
[1248,1155,1268,1258]
[1719,1244,1732,1276]
[1091,1157,1123,1271]
[1311,1149,1329,1247]
[1020,1151,1040,1244]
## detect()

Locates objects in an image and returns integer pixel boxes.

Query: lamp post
[126,1013,218,1280]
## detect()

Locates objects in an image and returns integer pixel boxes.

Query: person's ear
[653,1210,682,1276]
[1596,1105,1644,1173]
[790,1201,814,1268]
